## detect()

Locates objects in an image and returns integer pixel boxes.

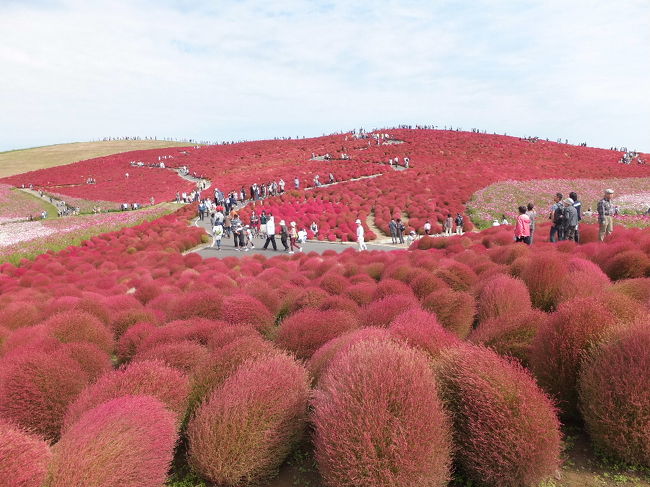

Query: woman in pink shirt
[514,205,531,245]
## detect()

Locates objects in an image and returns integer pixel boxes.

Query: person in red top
[514,205,531,244]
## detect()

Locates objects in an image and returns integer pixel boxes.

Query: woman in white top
[356,219,368,251]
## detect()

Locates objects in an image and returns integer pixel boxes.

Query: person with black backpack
[561,198,578,241]
[549,193,564,242]
[455,213,464,235]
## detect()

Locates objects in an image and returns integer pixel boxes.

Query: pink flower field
[468,177,650,227]
[0,184,52,224]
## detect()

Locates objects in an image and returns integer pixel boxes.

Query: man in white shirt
[356,219,367,251]
[263,215,278,251]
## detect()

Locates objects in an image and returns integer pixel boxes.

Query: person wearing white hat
[598,189,615,241]
[289,221,302,254]
[356,219,367,251]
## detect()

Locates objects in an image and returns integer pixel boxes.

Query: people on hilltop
[455,213,464,235]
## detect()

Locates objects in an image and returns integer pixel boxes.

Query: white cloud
[0,0,648,151]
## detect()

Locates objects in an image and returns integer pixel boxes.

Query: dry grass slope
[0,140,193,178]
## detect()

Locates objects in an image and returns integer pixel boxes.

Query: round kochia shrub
[361,293,420,328]
[389,309,461,357]
[313,339,452,487]
[469,309,549,367]
[187,353,310,486]
[133,340,211,375]
[0,419,51,487]
[520,252,568,311]
[422,288,476,338]
[42,310,114,353]
[530,296,616,418]
[47,395,177,487]
[436,346,561,487]
[63,360,189,431]
[0,351,89,442]
[307,327,395,383]
[476,274,531,323]
[579,323,650,466]
[275,309,359,359]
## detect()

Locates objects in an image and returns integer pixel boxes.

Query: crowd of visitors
[511,188,617,245]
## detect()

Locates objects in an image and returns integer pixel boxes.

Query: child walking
[211,223,223,250]
[289,221,302,253]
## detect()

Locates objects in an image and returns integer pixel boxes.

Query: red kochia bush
[530,297,616,418]
[476,274,531,323]
[579,323,650,466]
[221,294,275,333]
[604,249,650,280]
[187,354,310,486]
[313,339,452,487]
[520,252,568,311]
[56,342,112,381]
[133,340,211,375]
[47,396,177,487]
[276,309,359,359]
[0,419,51,487]
[167,289,224,321]
[0,301,41,330]
[0,351,89,442]
[63,360,189,431]
[42,310,114,353]
[436,346,561,487]
[389,309,461,357]
[307,327,395,383]
[116,321,157,362]
[469,309,548,367]
[361,294,420,328]
[188,335,279,414]
[422,288,476,338]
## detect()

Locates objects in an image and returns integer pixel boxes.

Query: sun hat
[290,221,296,226]
[605,189,614,194]
[355,219,362,224]
[280,220,285,225]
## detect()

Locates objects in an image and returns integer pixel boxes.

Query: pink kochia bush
[475,274,531,323]
[0,419,52,487]
[530,297,616,418]
[422,288,476,338]
[0,350,89,442]
[63,360,190,431]
[42,310,114,353]
[579,322,650,466]
[47,395,177,487]
[436,346,562,487]
[275,309,359,359]
[307,327,395,383]
[389,309,461,358]
[312,338,452,487]
[187,353,310,486]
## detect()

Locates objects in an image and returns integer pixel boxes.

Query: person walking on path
[389,218,398,244]
[243,225,255,251]
[423,220,432,236]
[279,220,290,251]
[263,214,278,250]
[526,203,537,244]
[223,214,232,238]
[598,189,615,242]
[289,221,302,253]
[444,214,453,236]
[211,222,223,250]
[396,218,405,243]
[356,219,368,251]
[514,206,531,244]
[455,213,464,235]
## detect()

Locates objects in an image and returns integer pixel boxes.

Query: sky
[1,0,649,151]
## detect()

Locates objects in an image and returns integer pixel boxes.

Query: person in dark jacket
[549,192,564,242]
[569,191,582,243]
[561,198,578,241]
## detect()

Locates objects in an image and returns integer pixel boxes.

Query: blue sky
[1,0,649,151]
